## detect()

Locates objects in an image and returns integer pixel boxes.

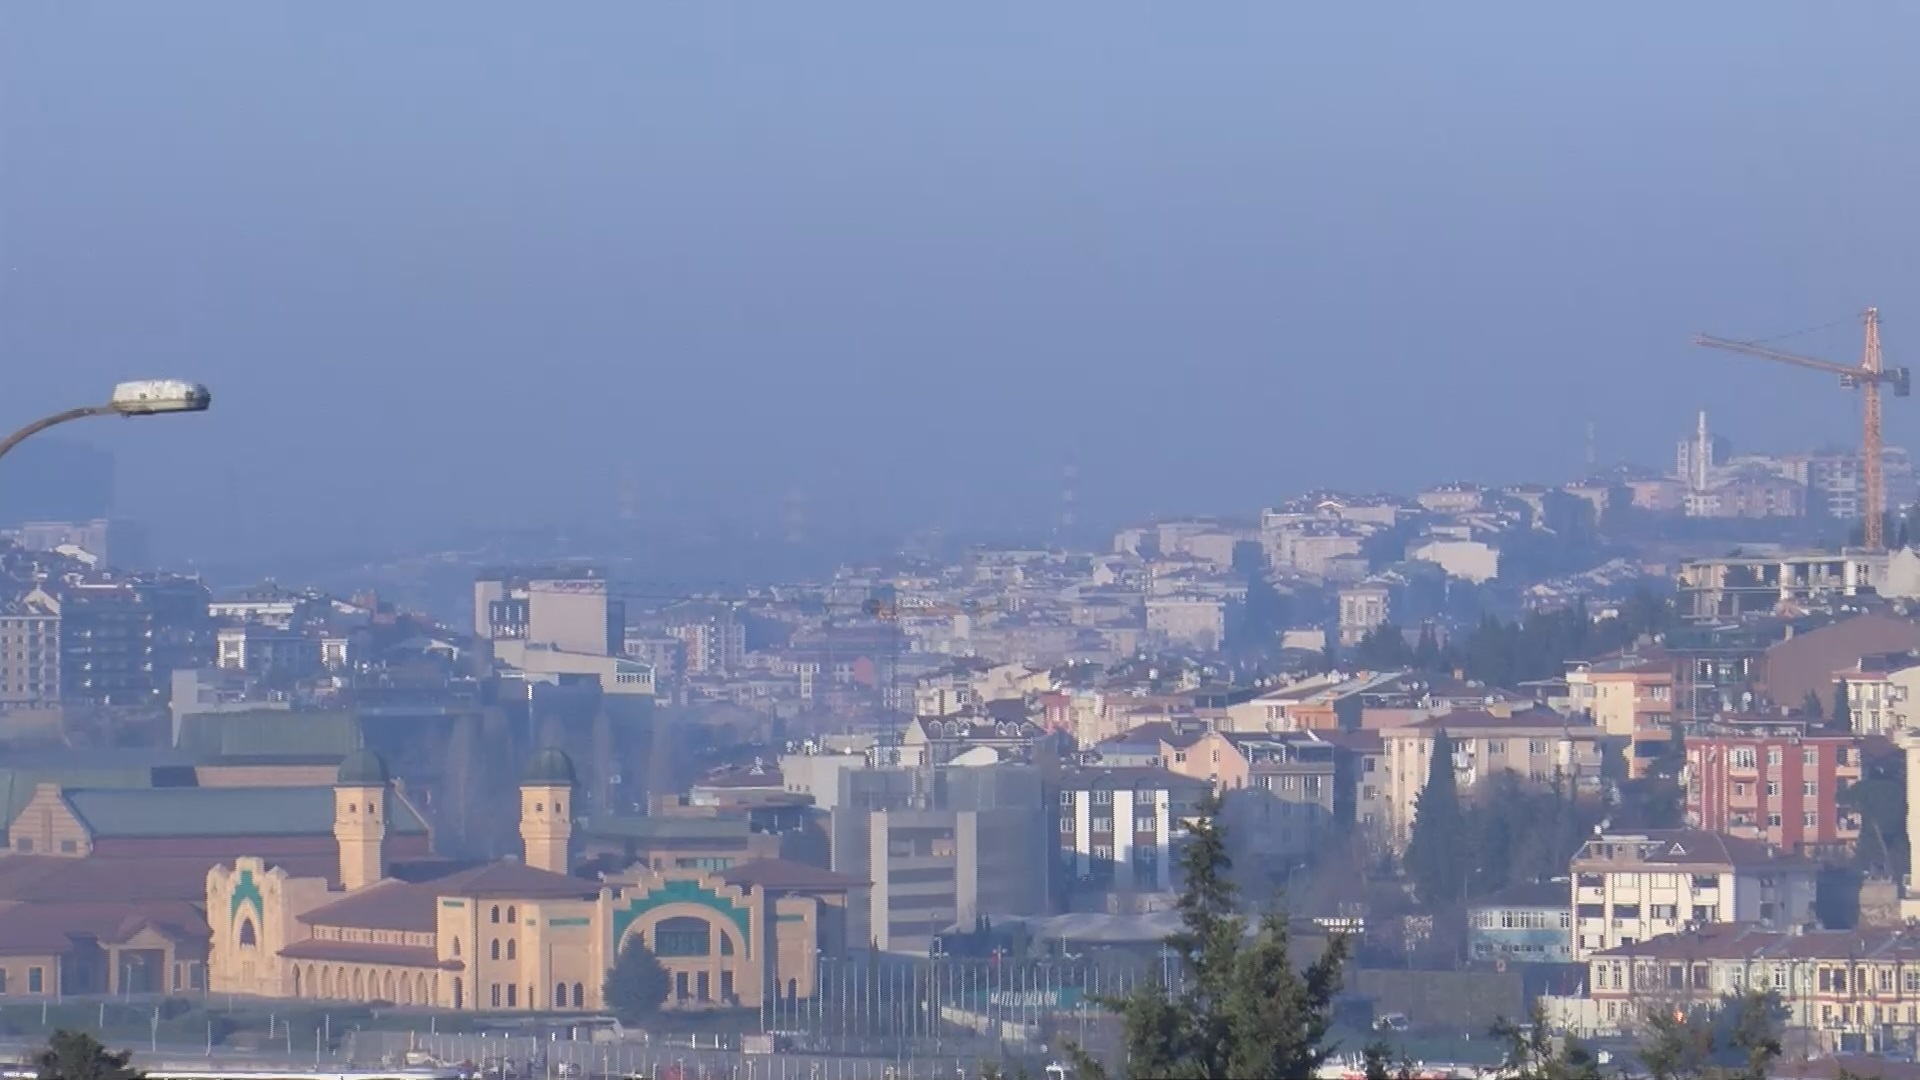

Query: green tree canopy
[1637,989,1785,1080]
[35,1031,140,1080]
[1069,791,1350,1080]
[603,934,672,1023]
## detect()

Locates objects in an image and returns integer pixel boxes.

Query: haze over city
[4,3,1918,565]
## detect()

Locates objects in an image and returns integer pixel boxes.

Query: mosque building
[206,747,861,1011]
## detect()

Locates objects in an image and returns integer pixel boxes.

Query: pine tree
[34,1031,140,1080]
[1801,690,1824,720]
[602,936,671,1023]
[1832,680,1853,732]
[1403,729,1468,905]
[1068,791,1350,1079]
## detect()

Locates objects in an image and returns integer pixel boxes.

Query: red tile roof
[0,900,208,955]
[300,861,599,933]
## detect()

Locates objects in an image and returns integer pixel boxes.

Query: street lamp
[0,379,211,466]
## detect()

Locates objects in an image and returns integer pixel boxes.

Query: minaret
[520,748,577,875]
[333,749,390,892]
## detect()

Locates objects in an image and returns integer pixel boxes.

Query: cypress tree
[1404,729,1468,906]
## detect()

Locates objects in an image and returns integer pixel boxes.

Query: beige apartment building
[0,591,59,706]
[1564,653,1675,776]
[1381,709,1606,852]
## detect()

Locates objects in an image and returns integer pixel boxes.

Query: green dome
[522,747,577,786]
[336,749,390,787]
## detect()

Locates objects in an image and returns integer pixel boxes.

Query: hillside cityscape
[3,408,1920,1077]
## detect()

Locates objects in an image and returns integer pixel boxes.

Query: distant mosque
[206,748,858,1011]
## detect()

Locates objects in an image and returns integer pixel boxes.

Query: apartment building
[1837,652,1920,735]
[1565,652,1675,775]
[1055,767,1207,901]
[1382,709,1607,852]
[1467,881,1574,966]
[1684,721,1865,856]
[1336,583,1391,648]
[829,764,1050,954]
[1213,733,1339,863]
[1568,830,1819,961]
[1547,922,1920,1056]
[474,567,624,657]
[0,591,59,705]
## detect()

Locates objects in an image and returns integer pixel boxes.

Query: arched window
[572,983,584,1009]
[352,969,364,999]
[238,919,257,947]
[506,939,517,960]
[451,937,462,957]
[556,801,565,815]
[453,977,463,1010]
[653,916,712,957]
[555,981,567,1008]
[383,971,395,1002]
[292,967,302,997]
[490,905,501,924]
[490,940,500,961]
[506,906,517,924]
[535,803,544,813]
[418,973,429,1005]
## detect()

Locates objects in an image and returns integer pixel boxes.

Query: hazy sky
[3,4,1917,561]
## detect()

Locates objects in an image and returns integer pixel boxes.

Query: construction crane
[1694,308,1910,549]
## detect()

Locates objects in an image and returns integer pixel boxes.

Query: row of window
[1726,746,1852,769]
[13,838,78,854]
[0,968,46,994]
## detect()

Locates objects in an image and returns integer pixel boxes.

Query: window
[573,983,585,1009]
[1528,740,1548,755]
[1804,812,1818,828]
[490,906,501,924]
[1765,781,1779,797]
[653,917,713,958]
[13,839,29,853]
[58,840,75,854]
[452,938,461,957]
[506,907,517,924]
[1768,813,1783,828]
[506,940,517,960]
[1767,748,1782,767]
[491,984,501,1008]
[1059,818,1072,834]
[1732,748,1757,769]
[1804,749,1819,766]
[506,984,517,1008]
[1803,782,1818,796]
[490,940,500,961]
[1059,791,1074,805]
[28,968,42,994]
[1092,817,1112,833]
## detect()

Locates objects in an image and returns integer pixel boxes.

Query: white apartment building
[1569,830,1819,961]
[1055,768,1208,895]
[1837,653,1920,735]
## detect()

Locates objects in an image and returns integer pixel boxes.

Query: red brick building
[1685,721,1863,857]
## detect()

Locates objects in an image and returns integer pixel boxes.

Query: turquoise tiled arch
[611,879,751,952]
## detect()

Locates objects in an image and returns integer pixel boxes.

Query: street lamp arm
[0,405,117,468]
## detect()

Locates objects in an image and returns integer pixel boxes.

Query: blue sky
[2,3,1916,559]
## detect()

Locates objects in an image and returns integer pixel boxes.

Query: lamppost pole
[0,381,212,472]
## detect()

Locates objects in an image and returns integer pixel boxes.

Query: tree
[602,935,671,1023]
[1403,730,1468,905]
[1637,990,1785,1080]
[1354,624,1413,671]
[1490,1006,1603,1080]
[34,1031,140,1080]
[1068,791,1351,1080]
[1801,689,1825,720]
[1832,679,1853,732]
